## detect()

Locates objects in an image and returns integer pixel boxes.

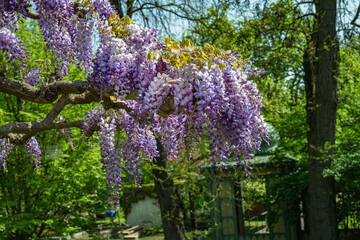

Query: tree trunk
[303,0,339,239]
[152,139,186,240]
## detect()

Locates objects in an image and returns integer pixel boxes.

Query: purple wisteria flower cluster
[82,15,269,203]
[34,0,77,77]
[193,58,268,163]
[0,138,13,169]
[1,136,41,171]
[88,19,269,162]
[33,0,116,77]
[0,0,28,31]
[0,27,27,67]
[24,67,43,86]
[88,24,159,99]
[83,104,158,205]
[75,19,93,72]
[24,136,41,170]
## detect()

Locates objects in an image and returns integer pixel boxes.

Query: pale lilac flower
[0,138,13,169]
[24,136,41,170]
[24,67,42,86]
[0,27,27,67]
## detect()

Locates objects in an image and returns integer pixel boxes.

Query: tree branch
[0,121,83,137]
[0,76,87,104]
[2,121,84,142]
[43,95,71,123]
[351,5,360,28]
[23,2,39,20]
[0,89,132,143]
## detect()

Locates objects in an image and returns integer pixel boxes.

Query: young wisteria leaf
[204,43,215,54]
[214,48,223,57]
[232,60,239,68]
[168,45,181,51]
[202,53,209,61]
[180,40,187,49]
[180,54,187,63]
[182,49,192,54]
[219,62,227,69]
[124,15,132,25]
[163,51,172,60]
[197,60,205,69]
[185,38,193,47]
[147,51,154,61]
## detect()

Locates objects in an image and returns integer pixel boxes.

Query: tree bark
[303,0,339,239]
[152,139,186,240]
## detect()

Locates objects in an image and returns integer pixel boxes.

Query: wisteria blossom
[0,138,13,169]
[0,27,27,67]
[0,0,28,31]
[24,136,41,170]
[0,0,269,204]
[24,67,43,86]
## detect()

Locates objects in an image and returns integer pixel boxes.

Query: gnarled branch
[0,76,87,104]
[0,120,84,138]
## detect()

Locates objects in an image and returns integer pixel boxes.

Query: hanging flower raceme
[0,27,28,67]
[34,0,77,77]
[24,67,43,86]
[33,0,112,77]
[0,138,13,169]
[24,136,41,170]
[75,19,93,72]
[0,0,28,31]
[88,19,159,100]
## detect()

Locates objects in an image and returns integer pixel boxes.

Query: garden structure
[201,127,300,240]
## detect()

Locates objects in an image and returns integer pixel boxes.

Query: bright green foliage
[0,138,107,239]
[0,19,107,239]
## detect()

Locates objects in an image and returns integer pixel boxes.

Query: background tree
[108,0,227,37]
[0,1,268,240]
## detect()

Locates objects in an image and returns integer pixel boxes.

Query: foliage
[121,182,157,218]
[241,177,267,209]
[0,131,107,239]
[0,18,108,239]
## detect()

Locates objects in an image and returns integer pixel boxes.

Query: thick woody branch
[69,91,100,105]
[43,95,71,123]
[23,2,39,20]
[0,76,87,104]
[0,91,131,142]
[5,119,83,145]
[26,10,40,20]
[23,1,88,20]
[0,120,84,138]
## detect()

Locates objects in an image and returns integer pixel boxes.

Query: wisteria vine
[0,0,269,205]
